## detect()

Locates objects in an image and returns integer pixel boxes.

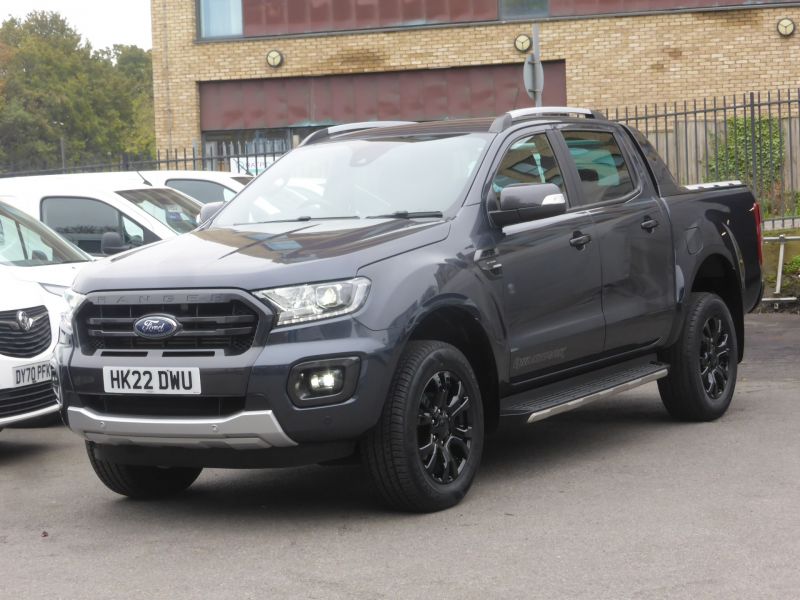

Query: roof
[305,107,605,145]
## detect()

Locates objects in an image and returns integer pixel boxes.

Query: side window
[166,179,234,203]
[122,216,145,247]
[562,131,636,205]
[42,197,120,254]
[493,134,566,198]
[18,225,53,262]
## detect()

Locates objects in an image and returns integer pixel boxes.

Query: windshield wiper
[366,211,444,219]
[232,215,360,226]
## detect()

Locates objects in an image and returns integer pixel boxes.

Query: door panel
[496,213,604,380]
[588,197,674,351]
[485,130,604,382]
[558,128,675,352]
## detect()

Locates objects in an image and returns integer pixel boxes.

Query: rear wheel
[658,292,738,421]
[362,341,484,512]
[86,443,202,499]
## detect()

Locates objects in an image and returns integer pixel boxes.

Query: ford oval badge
[133,315,180,339]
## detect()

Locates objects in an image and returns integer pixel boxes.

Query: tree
[0,11,154,171]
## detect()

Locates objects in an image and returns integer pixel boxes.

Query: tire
[86,443,202,499]
[658,292,738,422]
[362,340,484,512]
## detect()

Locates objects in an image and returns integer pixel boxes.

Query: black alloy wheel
[362,340,484,512]
[658,292,738,422]
[417,371,473,485]
[699,315,732,400]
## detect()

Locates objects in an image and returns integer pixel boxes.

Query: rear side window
[562,131,636,205]
[116,188,200,234]
[165,178,236,204]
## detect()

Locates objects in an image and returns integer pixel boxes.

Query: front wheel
[86,443,202,499]
[362,341,484,512]
[658,292,738,421]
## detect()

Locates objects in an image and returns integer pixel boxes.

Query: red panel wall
[549,0,794,17]
[242,0,497,37]
[200,62,566,131]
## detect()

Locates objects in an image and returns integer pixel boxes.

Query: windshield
[0,202,90,267]
[116,188,201,234]
[212,133,489,226]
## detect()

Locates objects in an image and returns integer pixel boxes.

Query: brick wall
[151,0,800,150]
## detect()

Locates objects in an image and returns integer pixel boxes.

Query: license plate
[102,367,201,395]
[13,361,51,388]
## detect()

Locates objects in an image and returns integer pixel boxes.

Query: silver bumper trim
[67,407,297,449]
[0,403,59,427]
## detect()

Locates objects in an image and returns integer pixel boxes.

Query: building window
[499,0,549,20]
[199,0,243,38]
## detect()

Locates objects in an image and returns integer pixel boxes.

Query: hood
[73,218,450,293]
[3,271,68,313]
[2,262,85,289]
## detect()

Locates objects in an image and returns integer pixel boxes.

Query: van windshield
[212,133,490,226]
[116,188,201,234]
[0,202,90,267]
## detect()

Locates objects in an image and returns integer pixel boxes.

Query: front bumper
[0,400,59,428]
[67,406,296,449]
[57,315,400,457]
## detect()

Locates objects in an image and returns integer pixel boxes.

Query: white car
[136,170,251,204]
[0,202,92,427]
[0,277,64,429]
[0,172,203,256]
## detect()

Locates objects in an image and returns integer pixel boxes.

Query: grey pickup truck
[54,107,763,512]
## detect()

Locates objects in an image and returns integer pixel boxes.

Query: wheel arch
[689,252,745,361]
[407,305,501,433]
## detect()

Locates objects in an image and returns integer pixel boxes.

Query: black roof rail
[489,106,606,133]
[299,121,417,146]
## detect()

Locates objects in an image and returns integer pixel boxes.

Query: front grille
[79,300,260,356]
[0,306,51,358]
[0,382,57,419]
[81,394,245,418]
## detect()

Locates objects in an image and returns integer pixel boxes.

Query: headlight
[253,277,371,326]
[59,288,86,337]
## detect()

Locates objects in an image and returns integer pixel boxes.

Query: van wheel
[362,341,484,512]
[86,443,202,499]
[658,292,738,421]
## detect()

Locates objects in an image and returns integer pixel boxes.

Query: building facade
[151,0,800,154]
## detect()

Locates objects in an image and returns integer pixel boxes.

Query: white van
[0,201,93,427]
[0,173,203,256]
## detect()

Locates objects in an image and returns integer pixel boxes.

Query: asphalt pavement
[1,313,798,599]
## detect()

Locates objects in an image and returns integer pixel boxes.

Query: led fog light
[308,369,344,394]
[288,357,360,408]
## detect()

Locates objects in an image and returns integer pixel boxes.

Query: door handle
[569,233,592,250]
[641,217,659,232]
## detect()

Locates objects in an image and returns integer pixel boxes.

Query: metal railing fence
[607,90,800,230]
[3,89,800,229]
[0,142,284,179]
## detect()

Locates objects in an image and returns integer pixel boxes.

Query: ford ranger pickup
[53,107,763,512]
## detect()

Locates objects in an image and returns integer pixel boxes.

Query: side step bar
[500,357,669,424]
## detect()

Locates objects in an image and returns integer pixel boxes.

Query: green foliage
[708,117,784,198]
[0,11,154,171]
[784,255,800,277]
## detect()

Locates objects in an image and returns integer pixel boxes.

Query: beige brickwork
[151,1,800,150]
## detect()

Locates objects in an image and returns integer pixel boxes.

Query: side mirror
[100,231,129,256]
[199,202,224,223]
[490,183,566,227]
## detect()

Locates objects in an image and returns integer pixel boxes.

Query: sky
[0,0,152,50]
